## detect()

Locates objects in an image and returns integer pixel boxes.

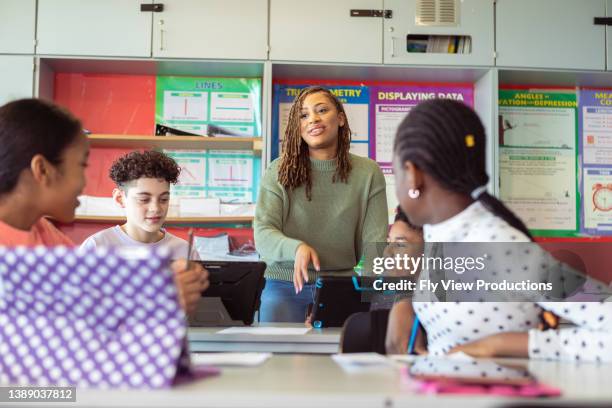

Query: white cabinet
[0,56,33,105]
[0,0,36,54]
[152,0,267,60]
[36,0,153,57]
[496,0,606,70]
[383,0,494,66]
[608,0,612,70]
[269,0,384,64]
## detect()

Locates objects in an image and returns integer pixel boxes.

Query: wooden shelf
[87,134,263,152]
[74,215,253,224]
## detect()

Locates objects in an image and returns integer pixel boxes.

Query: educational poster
[579,89,612,234]
[582,168,612,233]
[271,83,370,160]
[498,89,578,236]
[164,150,260,203]
[156,76,262,137]
[383,168,399,225]
[369,85,474,168]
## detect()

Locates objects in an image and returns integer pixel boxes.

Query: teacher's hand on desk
[294,243,320,294]
[171,259,210,315]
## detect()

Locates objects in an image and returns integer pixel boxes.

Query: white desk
[188,323,341,354]
[7,355,612,408]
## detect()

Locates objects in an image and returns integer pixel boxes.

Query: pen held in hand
[185,228,194,272]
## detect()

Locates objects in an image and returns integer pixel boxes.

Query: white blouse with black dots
[413,201,612,362]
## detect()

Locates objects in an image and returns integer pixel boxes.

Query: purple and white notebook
[0,246,208,388]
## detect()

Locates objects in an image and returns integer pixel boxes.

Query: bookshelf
[74,215,254,224]
[87,134,263,153]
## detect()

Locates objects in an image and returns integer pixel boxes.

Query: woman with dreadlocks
[385,98,612,363]
[254,86,387,322]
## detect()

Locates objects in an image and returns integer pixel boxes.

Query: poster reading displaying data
[498,89,578,236]
[369,85,474,168]
[579,89,612,235]
[271,83,370,160]
[156,76,262,137]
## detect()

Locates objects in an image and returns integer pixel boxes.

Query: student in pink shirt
[0,99,208,314]
[0,99,86,247]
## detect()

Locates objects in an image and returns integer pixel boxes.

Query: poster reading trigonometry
[498,89,578,236]
[156,76,262,137]
[579,89,612,234]
[271,83,370,160]
[370,85,474,168]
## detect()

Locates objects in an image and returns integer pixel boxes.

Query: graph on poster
[163,91,208,121]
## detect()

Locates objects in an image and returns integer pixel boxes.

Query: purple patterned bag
[0,246,197,388]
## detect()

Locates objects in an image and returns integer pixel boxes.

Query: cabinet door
[608,0,612,70]
[270,0,383,64]
[37,0,152,57]
[152,0,267,59]
[0,0,36,54]
[496,0,606,70]
[384,0,494,66]
[0,56,34,105]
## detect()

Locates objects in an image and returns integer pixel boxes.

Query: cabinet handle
[159,19,165,52]
[594,17,612,25]
[389,36,396,57]
[141,3,164,12]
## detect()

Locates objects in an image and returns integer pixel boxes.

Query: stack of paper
[179,197,221,217]
[76,196,124,217]
[190,353,272,367]
[216,327,311,335]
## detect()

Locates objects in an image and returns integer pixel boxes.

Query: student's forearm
[491,332,529,357]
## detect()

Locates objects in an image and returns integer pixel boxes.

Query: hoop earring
[408,189,420,199]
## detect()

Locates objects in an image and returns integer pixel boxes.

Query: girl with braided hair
[255,86,388,322]
[385,99,612,362]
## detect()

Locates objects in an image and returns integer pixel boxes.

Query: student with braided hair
[254,86,388,322]
[385,99,612,362]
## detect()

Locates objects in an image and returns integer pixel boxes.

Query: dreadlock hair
[393,99,532,239]
[278,86,352,200]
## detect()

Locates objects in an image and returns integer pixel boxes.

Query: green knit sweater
[254,154,388,282]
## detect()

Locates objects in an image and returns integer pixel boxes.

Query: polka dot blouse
[413,201,612,362]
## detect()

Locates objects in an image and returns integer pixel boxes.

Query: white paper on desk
[332,353,394,373]
[179,197,220,217]
[190,352,272,367]
[388,354,419,364]
[216,327,311,335]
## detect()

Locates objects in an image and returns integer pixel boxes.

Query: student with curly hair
[255,86,388,322]
[81,150,208,314]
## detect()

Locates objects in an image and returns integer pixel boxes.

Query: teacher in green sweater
[255,86,388,322]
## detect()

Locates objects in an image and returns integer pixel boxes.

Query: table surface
[7,355,612,408]
[187,323,342,354]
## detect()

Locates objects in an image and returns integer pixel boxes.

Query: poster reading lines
[156,76,262,137]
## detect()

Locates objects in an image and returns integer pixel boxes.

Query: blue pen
[407,316,420,355]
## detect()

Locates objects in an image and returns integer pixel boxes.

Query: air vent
[416,0,458,26]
